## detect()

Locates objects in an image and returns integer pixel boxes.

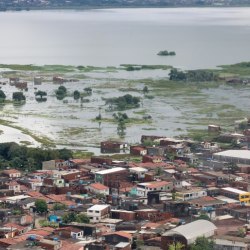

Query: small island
[157,50,176,56]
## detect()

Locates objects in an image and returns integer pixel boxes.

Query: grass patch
[73,151,94,158]
[0,119,55,147]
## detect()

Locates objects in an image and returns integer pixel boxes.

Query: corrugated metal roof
[162,220,217,244]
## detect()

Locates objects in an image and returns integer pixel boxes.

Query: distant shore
[1,5,250,12]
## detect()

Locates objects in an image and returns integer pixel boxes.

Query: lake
[0,8,250,69]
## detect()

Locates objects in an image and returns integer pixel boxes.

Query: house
[42,159,69,170]
[142,155,164,163]
[220,187,250,204]
[101,141,128,153]
[5,181,20,193]
[208,124,221,133]
[102,231,132,247]
[69,227,84,239]
[4,195,30,204]
[34,76,42,85]
[9,77,20,84]
[91,156,113,165]
[130,146,147,156]
[2,169,21,178]
[95,167,128,188]
[147,147,165,157]
[53,76,65,83]
[129,167,148,180]
[17,197,36,210]
[87,183,109,196]
[87,204,111,223]
[175,188,207,201]
[214,235,250,250]
[136,181,173,197]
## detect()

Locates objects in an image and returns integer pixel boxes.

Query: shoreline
[1,5,250,12]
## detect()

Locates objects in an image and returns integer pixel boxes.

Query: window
[95,211,100,213]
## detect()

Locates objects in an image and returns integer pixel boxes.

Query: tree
[196,214,210,221]
[73,90,80,100]
[143,86,149,95]
[53,203,67,211]
[84,87,92,95]
[56,86,67,100]
[76,213,90,223]
[190,236,214,250]
[35,90,47,99]
[237,228,246,238]
[0,90,6,101]
[12,92,26,102]
[62,212,89,224]
[169,69,187,81]
[168,242,184,250]
[35,199,48,214]
[58,148,73,160]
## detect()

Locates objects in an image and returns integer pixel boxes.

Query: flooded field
[0,66,249,153]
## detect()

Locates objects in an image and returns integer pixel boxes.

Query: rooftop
[96,167,126,175]
[162,220,217,244]
[89,182,109,190]
[221,187,248,195]
[87,204,110,211]
[214,150,250,160]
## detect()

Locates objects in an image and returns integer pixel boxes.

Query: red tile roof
[3,169,21,174]
[89,182,109,190]
[4,223,26,231]
[103,231,132,240]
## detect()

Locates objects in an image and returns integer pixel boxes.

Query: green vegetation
[168,242,184,250]
[73,90,80,100]
[35,90,47,102]
[142,86,149,95]
[0,142,73,171]
[12,92,26,102]
[53,203,67,211]
[105,94,140,111]
[120,64,172,70]
[84,87,92,95]
[39,219,59,228]
[62,212,89,224]
[35,199,48,214]
[169,68,217,82]
[190,236,214,250]
[196,214,210,221]
[0,90,6,102]
[157,50,176,56]
[56,85,67,100]
[219,61,250,76]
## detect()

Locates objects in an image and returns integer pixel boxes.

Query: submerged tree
[0,90,6,102]
[73,90,80,100]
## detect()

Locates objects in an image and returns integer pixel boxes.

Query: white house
[129,167,148,180]
[136,181,173,197]
[87,204,110,223]
[88,182,109,196]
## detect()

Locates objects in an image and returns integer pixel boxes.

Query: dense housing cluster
[0,126,249,249]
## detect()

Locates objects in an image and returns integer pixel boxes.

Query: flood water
[0,8,250,69]
[0,8,250,152]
